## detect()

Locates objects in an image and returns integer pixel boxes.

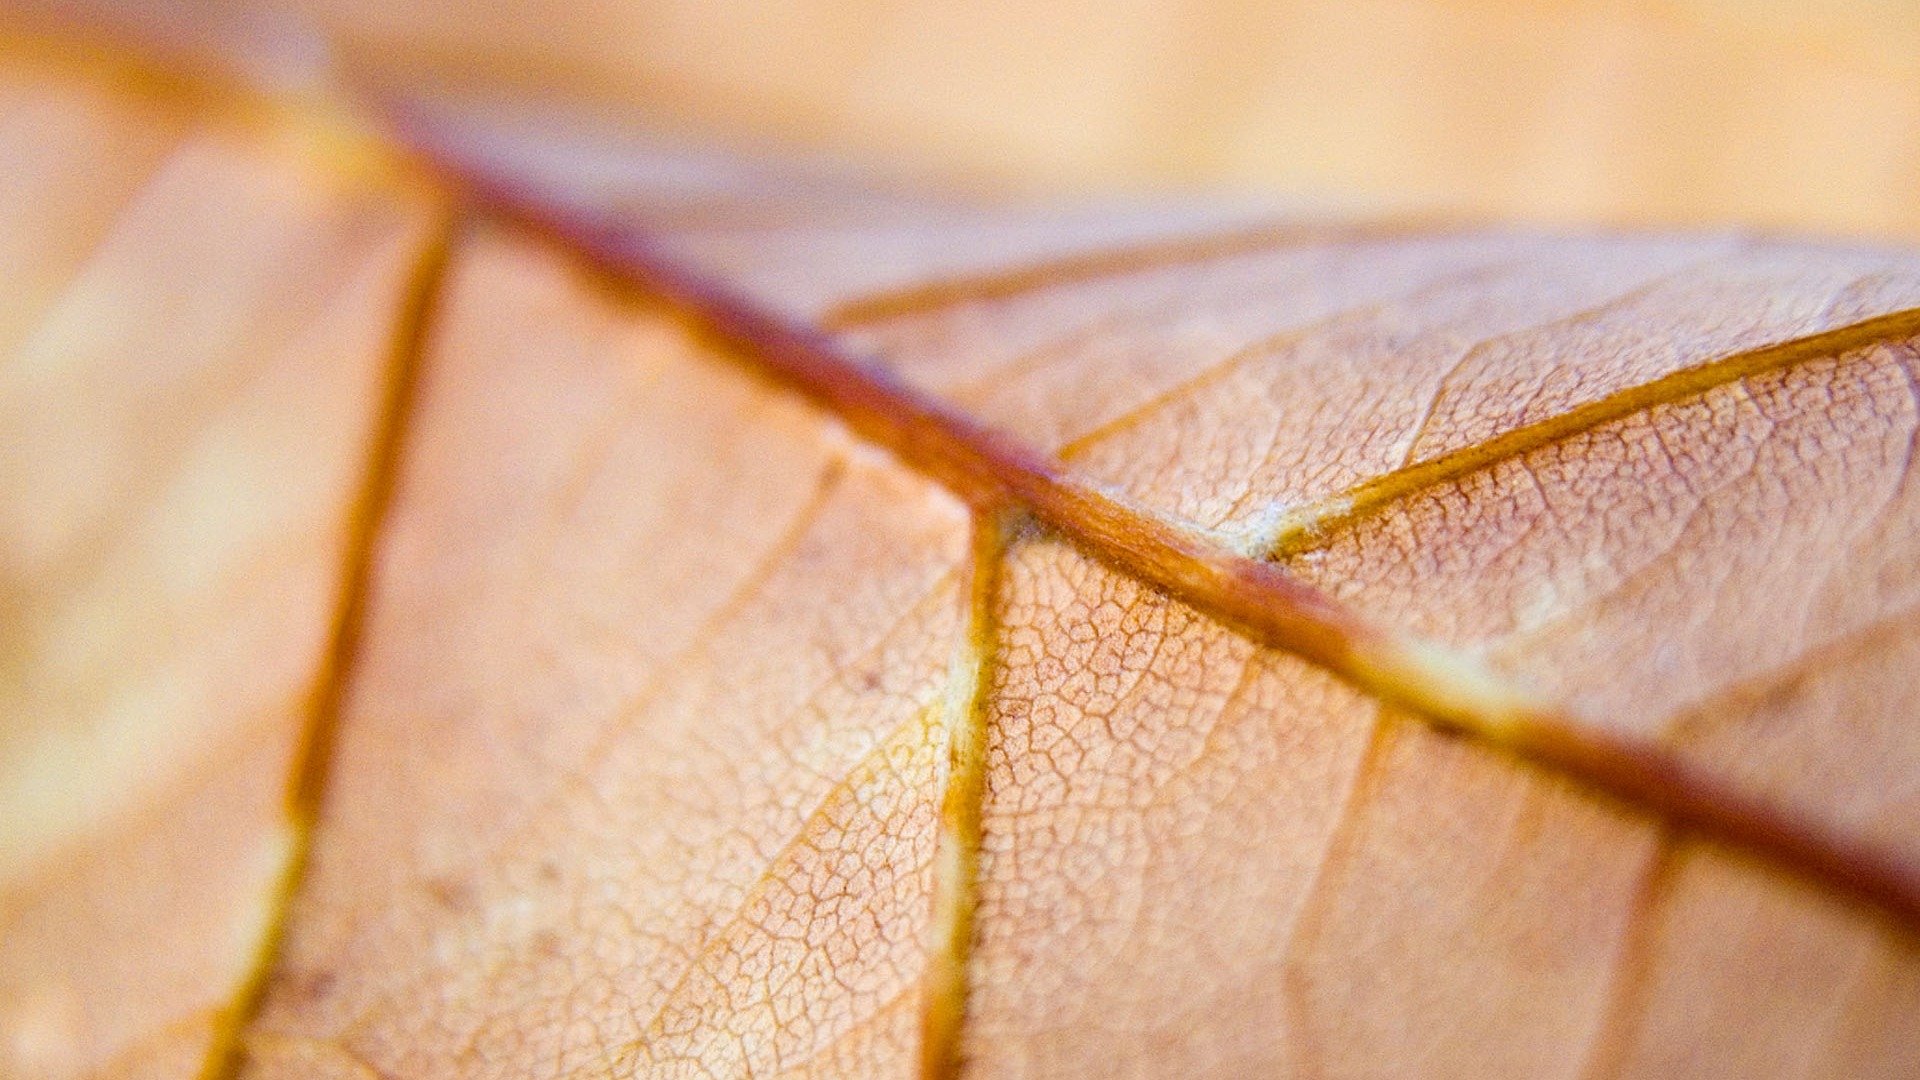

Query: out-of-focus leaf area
[10,0,1920,236]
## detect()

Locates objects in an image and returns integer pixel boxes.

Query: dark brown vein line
[200,203,455,1080]
[1259,309,1920,558]
[396,115,1920,931]
[822,219,1427,329]
[920,511,1006,1080]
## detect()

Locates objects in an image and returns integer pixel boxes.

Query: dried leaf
[5,29,1920,1080]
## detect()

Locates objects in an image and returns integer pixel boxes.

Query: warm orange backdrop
[16,0,1920,238]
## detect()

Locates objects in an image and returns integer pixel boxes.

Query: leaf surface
[0,47,441,1080]
[5,34,1920,1080]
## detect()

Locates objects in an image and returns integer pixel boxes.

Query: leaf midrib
[80,42,1916,1078]
[402,110,1920,928]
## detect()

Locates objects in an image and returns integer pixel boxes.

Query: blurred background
[10,0,1920,239]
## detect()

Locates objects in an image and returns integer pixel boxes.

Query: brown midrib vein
[1259,307,1920,558]
[199,202,456,1080]
[420,135,1920,939]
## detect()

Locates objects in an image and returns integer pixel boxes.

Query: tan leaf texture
[0,45,443,1080]
[5,25,1920,1080]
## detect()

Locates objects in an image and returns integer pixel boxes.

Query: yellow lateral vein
[198,196,456,1080]
[386,90,1920,931]
[1256,309,1920,558]
[919,511,1009,1080]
